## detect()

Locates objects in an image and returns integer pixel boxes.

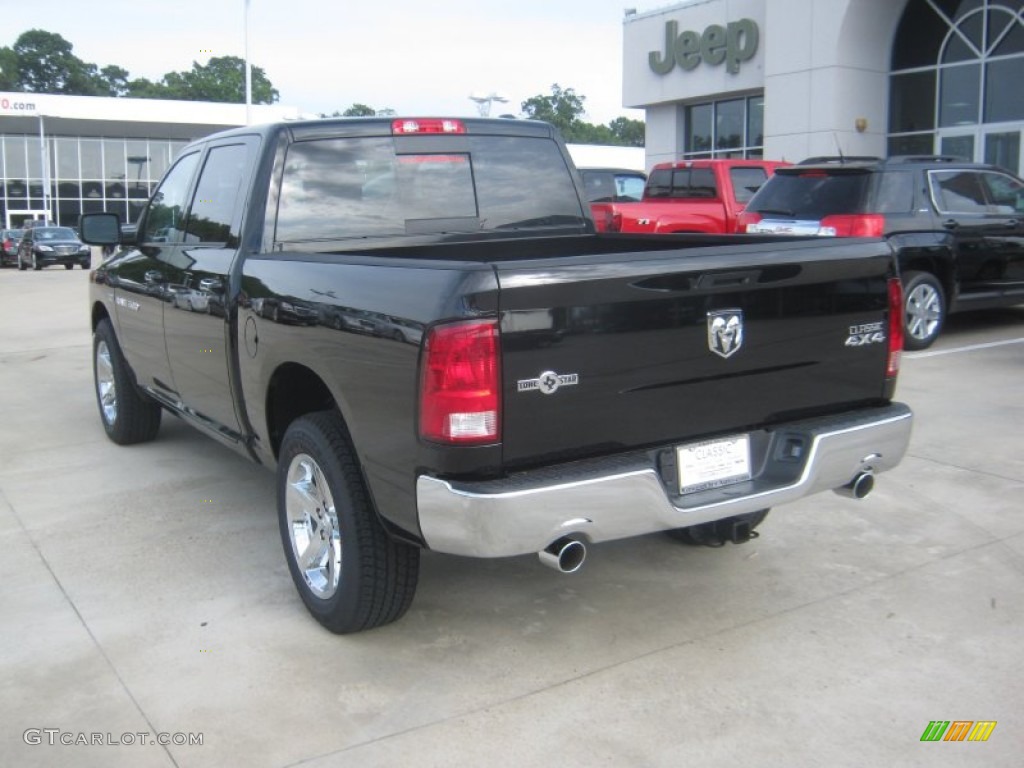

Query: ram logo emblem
[707,310,744,358]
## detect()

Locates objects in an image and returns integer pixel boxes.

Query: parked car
[592,159,787,233]
[1,228,23,267]
[579,167,646,203]
[737,155,1024,349]
[17,226,92,271]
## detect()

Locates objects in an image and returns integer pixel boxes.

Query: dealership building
[0,92,298,229]
[623,0,1024,174]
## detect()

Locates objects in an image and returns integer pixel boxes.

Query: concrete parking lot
[1,265,1021,767]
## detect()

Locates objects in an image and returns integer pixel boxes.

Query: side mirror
[79,213,123,245]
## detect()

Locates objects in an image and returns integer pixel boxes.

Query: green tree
[521,84,646,146]
[0,47,19,90]
[98,65,131,97]
[342,103,376,116]
[521,83,586,136]
[608,117,645,148]
[159,56,279,104]
[125,77,168,99]
[12,29,100,94]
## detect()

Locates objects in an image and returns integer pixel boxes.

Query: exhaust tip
[834,471,875,500]
[539,537,587,574]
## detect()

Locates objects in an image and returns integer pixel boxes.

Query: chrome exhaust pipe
[538,537,587,574]
[834,471,875,500]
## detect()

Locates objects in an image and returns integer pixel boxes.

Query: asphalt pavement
[1,264,1021,767]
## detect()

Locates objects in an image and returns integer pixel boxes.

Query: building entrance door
[5,210,50,229]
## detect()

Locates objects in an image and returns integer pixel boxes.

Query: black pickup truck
[82,117,913,633]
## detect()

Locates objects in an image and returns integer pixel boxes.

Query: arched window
[889,0,1024,172]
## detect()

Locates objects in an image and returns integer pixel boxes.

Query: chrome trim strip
[416,404,913,558]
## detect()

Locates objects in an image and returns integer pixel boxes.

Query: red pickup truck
[594,159,788,234]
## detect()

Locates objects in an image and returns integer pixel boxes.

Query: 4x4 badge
[708,310,744,358]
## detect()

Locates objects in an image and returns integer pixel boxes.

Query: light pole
[469,93,509,118]
[244,0,252,124]
[38,114,51,223]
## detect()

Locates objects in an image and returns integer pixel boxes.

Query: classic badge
[707,309,744,358]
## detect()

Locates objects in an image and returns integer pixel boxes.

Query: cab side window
[141,152,200,243]
[929,170,988,214]
[185,144,251,245]
[979,171,1024,213]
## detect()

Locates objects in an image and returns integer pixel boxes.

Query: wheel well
[898,250,954,305]
[266,363,338,459]
[91,301,111,331]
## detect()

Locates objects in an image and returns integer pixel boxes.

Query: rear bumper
[416,403,913,557]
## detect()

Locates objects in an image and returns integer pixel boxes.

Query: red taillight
[887,277,903,379]
[419,319,501,444]
[819,214,885,237]
[392,118,466,135]
[736,212,762,232]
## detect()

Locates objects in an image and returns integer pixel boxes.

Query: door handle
[942,219,959,230]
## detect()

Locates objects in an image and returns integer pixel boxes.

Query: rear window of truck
[275,135,587,242]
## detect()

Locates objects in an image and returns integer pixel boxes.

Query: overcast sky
[6,0,649,124]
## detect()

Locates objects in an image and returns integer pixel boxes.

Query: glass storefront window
[3,137,27,177]
[103,139,126,183]
[891,0,1024,172]
[684,95,764,159]
[0,132,186,227]
[890,70,936,132]
[56,138,79,180]
[892,0,948,69]
[687,104,713,154]
[715,99,744,151]
[985,58,1024,122]
[939,63,980,126]
[126,140,151,184]
[985,131,1021,173]
[747,95,764,147]
[888,134,936,156]
[80,140,102,179]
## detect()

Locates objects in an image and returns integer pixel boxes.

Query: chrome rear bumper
[416,403,913,558]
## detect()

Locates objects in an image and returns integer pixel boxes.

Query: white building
[623,0,1024,174]
[0,92,298,228]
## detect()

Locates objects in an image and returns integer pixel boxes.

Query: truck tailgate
[496,237,895,468]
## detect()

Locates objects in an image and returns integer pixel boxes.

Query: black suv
[738,156,1024,350]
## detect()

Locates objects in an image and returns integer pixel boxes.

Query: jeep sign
[649,19,759,76]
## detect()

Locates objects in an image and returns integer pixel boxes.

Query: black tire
[64,263,74,270]
[278,411,420,633]
[902,271,945,351]
[666,509,769,546]
[93,319,162,445]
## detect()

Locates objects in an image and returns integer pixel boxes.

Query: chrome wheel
[285,453,341,599]
[905,282,941,343]
[95,339,118,425]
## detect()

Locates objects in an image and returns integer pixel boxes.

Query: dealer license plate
[677,435,751,494]
[747,219,828,236]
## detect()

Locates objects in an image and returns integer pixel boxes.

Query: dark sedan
[17,226,92,271]
[1,228,23,267]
